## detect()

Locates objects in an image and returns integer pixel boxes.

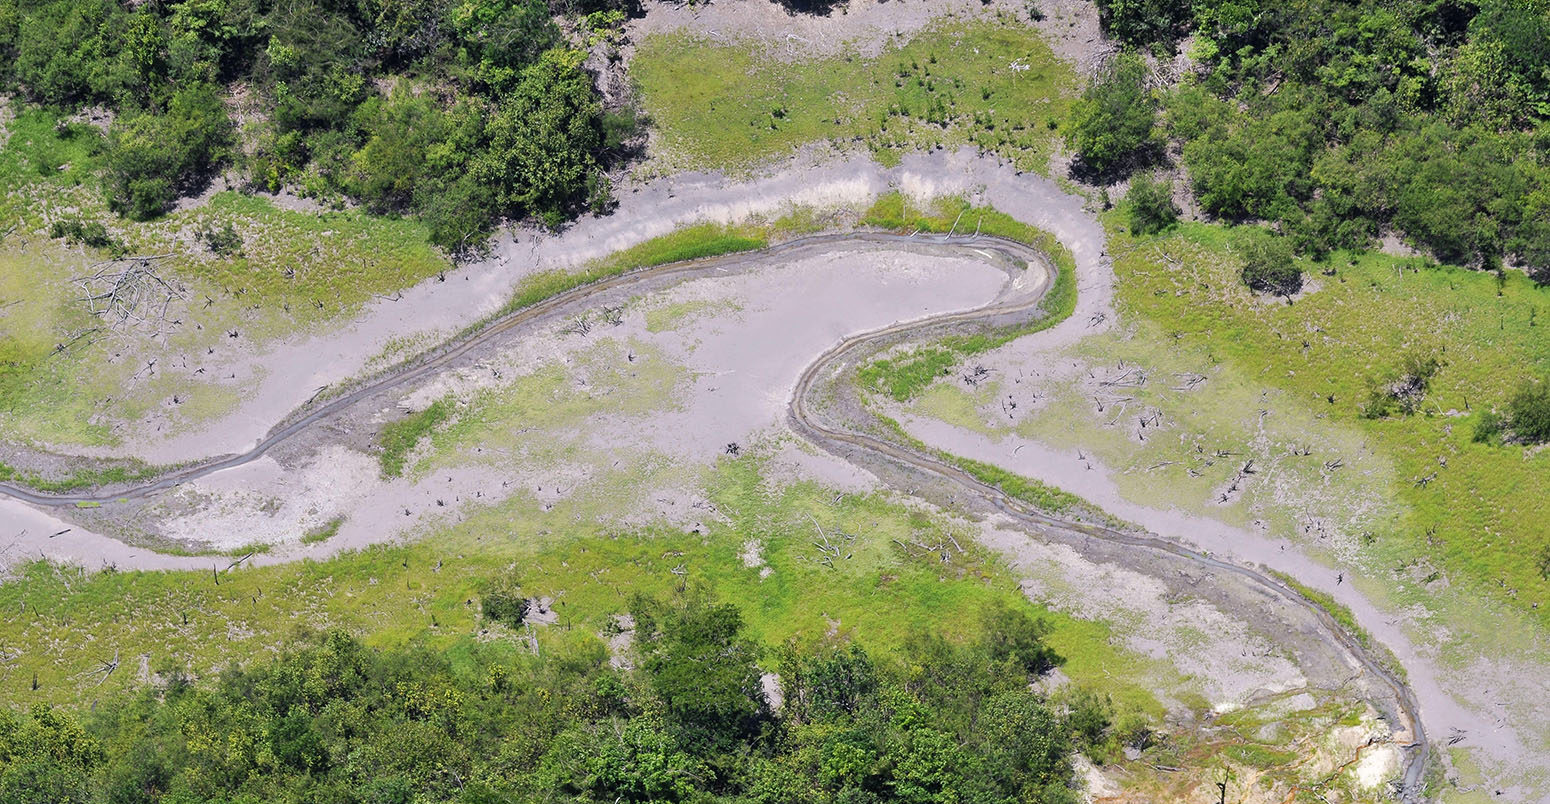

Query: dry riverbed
[0,149,1512,800]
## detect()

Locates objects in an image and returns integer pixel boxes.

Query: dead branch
[72,255,184,337]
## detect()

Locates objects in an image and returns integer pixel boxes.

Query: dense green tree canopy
[1084,0,1550,277]
[0,0,635,249]
[0,594,1101,803]
[1066,53,1158,176]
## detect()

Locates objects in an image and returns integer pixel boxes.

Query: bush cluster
[1082,0,1550,282]
[0,0,641,247]
[1476,378,1550,445]
[1237,229,1301,296]
[0,595,1127,803]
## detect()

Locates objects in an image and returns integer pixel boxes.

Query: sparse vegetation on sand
[377,398,454,478]
[0,110,450,450]
[858,193,1077,402]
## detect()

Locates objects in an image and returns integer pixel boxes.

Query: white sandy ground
[984,513,1310,706]
[1,146,1542,796]
[131,245,1008,554]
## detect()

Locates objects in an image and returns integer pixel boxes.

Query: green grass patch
[594,222,769,270]
[488,223,768,327]
[632,17,1077,172]
[1222,742,1298,769]
[301,517,345,545]
[949,454,1087,516]
[377,398,453,478]
[0,456,1162,720]
[1109,216,1550,626]
[0,458,161,494]
[874,412,1099,522]
[1270,571,1373,651]
[859,346,961,401]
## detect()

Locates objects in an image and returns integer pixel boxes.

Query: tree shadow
[775,0,846,17]
[1066,142,1169,186]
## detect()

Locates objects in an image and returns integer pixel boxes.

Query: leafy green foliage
[1094,0,1192,49]
[48,216,123,254]
[476,48,608,229]
[1236,229,1301,296]
[479,575,530,629]
[0,596,1090,803]
[1158,0,1550,268]
[103,82,232,219]
[632,594,768,755]
[0,704,103,803]
[1067,53,1158,177]
[1126,173,1178,235]
[195,221,242,256]
[0,0,631,246]
[1505,378,1550,444]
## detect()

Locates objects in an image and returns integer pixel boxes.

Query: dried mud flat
[0,148,1537,800]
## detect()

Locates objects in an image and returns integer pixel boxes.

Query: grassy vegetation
[631,16,1077,173]
[0,458,160,494]
[0,457,1162,723]
[0,108,451,449]
[1109,214,1550,625]
[874,411,1100,524]
[377,398,454,478]
[301,516,345,545]
[858,193,1079,401]
[949,454,1087,516]
[487,223,769,327]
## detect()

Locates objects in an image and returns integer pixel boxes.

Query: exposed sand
[31,147,1102,473]
[899,411,1531,762]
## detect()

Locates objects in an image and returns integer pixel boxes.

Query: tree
[885,727,966,804]
[1237,229,1302,295]
[1507,378,1550,444]
[352,86,448,211]
[0,706,103,804]
[580,717,702,803]
[632,593,767,754]
[447,0,558,94]
[1067,52,1158,178]
[476,48,607,228]
[1126,173,1179,235]
[1094,0,1193,50]
[978,600,1063,677]
[977,690,1073,801]
[781,643,879,724]
[11,0,119,106]
[479,575,530,629]
[103,82,232,219]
